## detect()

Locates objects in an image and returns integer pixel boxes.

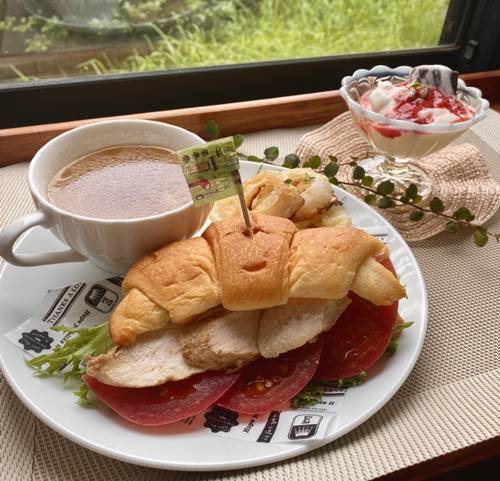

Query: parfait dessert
[340,65,488,199]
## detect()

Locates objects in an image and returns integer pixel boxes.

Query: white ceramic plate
[0,161,427,471]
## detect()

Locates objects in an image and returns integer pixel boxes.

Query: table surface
[1,112,499,481]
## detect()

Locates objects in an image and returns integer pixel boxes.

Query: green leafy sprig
[202,121,499,248]
[320,154,497,247]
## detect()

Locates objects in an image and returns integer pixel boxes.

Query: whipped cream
[365,81,404,113]
[416,108,460,124]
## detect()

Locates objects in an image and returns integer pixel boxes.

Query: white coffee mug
[0,119,211,273]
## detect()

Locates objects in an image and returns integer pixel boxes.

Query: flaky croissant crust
[110,213,406,346]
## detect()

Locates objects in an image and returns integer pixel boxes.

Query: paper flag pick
[177,137,244,206]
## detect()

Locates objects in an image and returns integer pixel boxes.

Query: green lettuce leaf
[26,322,112,405]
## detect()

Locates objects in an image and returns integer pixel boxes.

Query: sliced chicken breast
[180,310,262,371]
[258,297,351,358]
[86,326,202,388]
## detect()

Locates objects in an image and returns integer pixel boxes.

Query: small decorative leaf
[364,194,377,205]
[361,175,374,186]
[377,180,395,195]
[413,195,423,204]
[446,221,459,233]
[453,207,474,222]
[378,197,396,209]
[328,155,338,163]
[324,161,339,178]
[409,210,424,221]
[330,177,339,185]
[349,161,357,167]
[473,226,488,247]
[264,146,279,161]
[430,197,445,213]
[399,195,408,204]
[233,134,244,149]
[405,184,418,200]
[246,155,260,163]
[303,155,321,169]
[204,120,220,140]
[352,166,365,180]
[283,153,300,169]
[284,178,292,184]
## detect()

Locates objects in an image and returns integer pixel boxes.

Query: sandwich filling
[87,214,405,390]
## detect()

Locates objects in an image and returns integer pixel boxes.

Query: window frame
[0,0,498,128]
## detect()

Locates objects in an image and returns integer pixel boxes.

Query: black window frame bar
[0,0,498,129]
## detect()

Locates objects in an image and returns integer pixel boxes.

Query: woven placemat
[1,112,500,481]
[296,112,500,241]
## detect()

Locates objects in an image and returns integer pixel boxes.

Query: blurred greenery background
[0,0,450,82]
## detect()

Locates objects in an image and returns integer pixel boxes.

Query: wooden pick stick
[237,192,253,234]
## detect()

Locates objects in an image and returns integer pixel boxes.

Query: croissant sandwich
[86,213,406,391]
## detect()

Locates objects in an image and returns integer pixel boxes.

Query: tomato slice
[217,339,322,414]
[84,371,240,426]
[315,259,399,380]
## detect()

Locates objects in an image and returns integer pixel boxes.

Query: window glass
[0,0,451,85]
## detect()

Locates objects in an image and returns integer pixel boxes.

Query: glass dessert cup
[340,65,489,200]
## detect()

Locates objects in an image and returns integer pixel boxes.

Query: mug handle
[0,210,86,267]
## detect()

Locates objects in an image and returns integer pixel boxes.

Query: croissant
[210,169,352,229]
[110,213,406,347]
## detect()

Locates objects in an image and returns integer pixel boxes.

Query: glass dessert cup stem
[358,155,433,200]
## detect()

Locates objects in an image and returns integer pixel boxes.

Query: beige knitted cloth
[296,112,500,241]
[1,112,500,481]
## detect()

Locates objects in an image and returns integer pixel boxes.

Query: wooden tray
[0,70,499,168]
